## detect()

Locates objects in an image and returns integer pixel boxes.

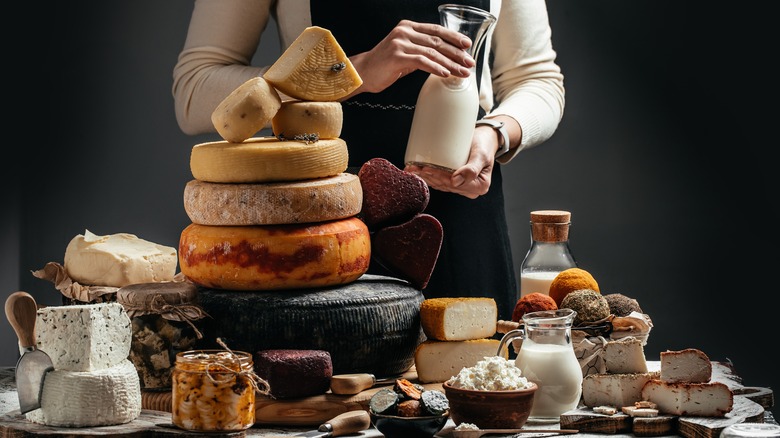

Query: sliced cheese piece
[581,372,659,408]
[263,26,362,101]
[178,217,370,291]
[660,348,712,383]
[641,379,733,417]
[190,137,348,183]
[272,100,343,140]
[211,76,282,143]
[25,359,141,427]
[419,297,497,341]
[34,302,132,372]
[183,173,362,226]
[604,337,648,374]
[64,230,177,288]
[414,339,506,384]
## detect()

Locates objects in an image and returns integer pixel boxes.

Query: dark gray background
[2,1,776,415]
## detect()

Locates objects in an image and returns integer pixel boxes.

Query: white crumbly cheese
[604,337,648,374]
[581,372,659,408]
[35,302,131,372]
[446,356,530,391]
[455,423,480,431]
[64,229,177,287]
[25,359,141,427]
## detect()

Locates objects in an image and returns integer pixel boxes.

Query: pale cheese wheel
[183,173,362,226]
[178,217,370,291]
[272,101,343,140]
[211,77,282,143]
[190,137,348,183]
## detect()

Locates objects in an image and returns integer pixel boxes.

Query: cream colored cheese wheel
[183,173,362,226]
[190,137,348,183]
[178,217,370,291]
[272,101,343,140]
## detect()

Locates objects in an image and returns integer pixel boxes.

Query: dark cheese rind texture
[371,214,443,290]
[254,349,332,399]
[195,274,425,375]
[358,157,429,230]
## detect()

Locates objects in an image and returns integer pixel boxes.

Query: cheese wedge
[641,380,733,417]
[272,100,343,140]
[414,339,506,383]
[660,348,712,383]
[211,76,282,143]
[190,137,348,183]
[419,297,497,341]
[263,26,362,101]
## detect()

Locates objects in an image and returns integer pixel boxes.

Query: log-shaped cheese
[178,217,370,291]
[419,297,497,341]
[581,372,658,408]
[183,174,362,226]
[641,380,733,417]
[211,77,282,143]
[190,137,348,183]
[272,101,343,140]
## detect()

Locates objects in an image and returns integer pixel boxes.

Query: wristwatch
[475,118,510,159]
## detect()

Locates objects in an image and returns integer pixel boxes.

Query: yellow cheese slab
[211,77,282,143]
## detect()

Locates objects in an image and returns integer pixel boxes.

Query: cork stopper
[530,210,571,242]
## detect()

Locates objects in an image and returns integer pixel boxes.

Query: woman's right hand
[344,20,476,97]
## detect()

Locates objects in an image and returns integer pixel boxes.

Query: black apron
[311,0,517,320]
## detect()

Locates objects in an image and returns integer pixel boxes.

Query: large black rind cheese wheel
[194,275,425,375]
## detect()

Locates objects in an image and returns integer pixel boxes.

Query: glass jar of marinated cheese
[172,349,256,432]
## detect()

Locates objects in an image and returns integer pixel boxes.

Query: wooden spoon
[451,428,579,438]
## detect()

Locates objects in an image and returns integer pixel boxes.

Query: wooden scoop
[451,428,579,438]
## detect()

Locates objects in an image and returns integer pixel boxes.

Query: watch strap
[476,119,510,159]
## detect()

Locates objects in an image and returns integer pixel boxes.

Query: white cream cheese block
[64,229,178,287]
[25,359,142,427]
[604,337,648,374]
[35,302,131,371]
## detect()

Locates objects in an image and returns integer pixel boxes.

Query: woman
[172,0,565,320]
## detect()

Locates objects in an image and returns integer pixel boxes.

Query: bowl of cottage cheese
[443,356,537,429]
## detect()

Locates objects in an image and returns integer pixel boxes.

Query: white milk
[519,271,559,298]
[516,341,583,422]
[405,75,479,172]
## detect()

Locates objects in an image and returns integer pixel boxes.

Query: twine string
[206,338,271,397]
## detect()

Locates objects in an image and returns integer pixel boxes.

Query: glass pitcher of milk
[497,308,583,424]
[404,4,496,172]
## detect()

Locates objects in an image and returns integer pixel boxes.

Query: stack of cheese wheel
[180,26,369,292]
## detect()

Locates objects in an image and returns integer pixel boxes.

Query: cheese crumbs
[446,356,530,391]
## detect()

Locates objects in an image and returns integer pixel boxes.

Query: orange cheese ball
[512,292,558,322]
[548,268,600,307]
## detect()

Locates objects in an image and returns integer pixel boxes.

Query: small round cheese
[272,101,343,140]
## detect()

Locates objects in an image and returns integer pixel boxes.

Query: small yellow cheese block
[264,26,362,101]
[211,77,282,143]
[272,101,343,140]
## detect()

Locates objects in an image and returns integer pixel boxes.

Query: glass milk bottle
[404,4,496,172]
[498,309,583,424]
[518,210,577,300]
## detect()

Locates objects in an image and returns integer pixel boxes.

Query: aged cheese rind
[195,274,425,375]
[25,359,141,427]
[211,76,282,143]
[183,173,362,226]
[272,101,343,140]
[414,339,507,384]
[581,372,659,408]
[64,229,177,287]
[190,137,348,183]
[604,337,648,374]
[179,217,370,291]
[419,297,497,341]
[35,302,132,372]
[254,349,333,399]
[263,26,362,101]
[660,348,712,383]
[641,379,733,417]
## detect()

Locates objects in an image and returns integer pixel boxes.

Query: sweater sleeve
[172,0,275,135]
[488,0,565,164]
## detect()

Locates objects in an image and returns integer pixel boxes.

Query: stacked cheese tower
[27,302,142,427]
[179,26,370,292]
[415,297,506,383]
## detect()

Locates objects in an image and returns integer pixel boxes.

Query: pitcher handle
[496,328,524,356]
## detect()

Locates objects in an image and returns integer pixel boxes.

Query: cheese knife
[330,373,402,395]
[293,410,371,438]
[4,291,54,414]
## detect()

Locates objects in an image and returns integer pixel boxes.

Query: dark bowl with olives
[368,381,450,438]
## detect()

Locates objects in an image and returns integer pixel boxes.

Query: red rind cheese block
[178,217,370,291]
[358,157,429,230]
[371,213,443,290]
[194,274,426,375]
[254,349,332,399]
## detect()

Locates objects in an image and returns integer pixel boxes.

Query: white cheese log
[414,339,505,383]
[35,302,132,372]
[581,372,659,408]
[25,359,141,427]
[641,379,733,417]
[660,348,712,383]
[604,337,648,374]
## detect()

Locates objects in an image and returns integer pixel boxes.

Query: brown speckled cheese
[178,217,370,291]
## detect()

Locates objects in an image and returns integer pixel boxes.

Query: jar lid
[720,423,780,438]
[116,280,204,320]
[530,210,571,224]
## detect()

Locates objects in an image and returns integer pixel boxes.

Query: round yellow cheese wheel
[272,101,343,140]
[190,137,348,183]
[178,217,370,291]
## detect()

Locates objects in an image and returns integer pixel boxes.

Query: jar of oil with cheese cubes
[172,349,258,431]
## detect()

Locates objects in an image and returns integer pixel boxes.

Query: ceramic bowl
[442,381,538,429]
[370,410,450,438]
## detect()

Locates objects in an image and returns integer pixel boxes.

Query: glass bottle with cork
[518,210,577,300]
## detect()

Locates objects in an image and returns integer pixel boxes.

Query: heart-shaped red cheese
[358,158,429,231]
[371,213,443,290]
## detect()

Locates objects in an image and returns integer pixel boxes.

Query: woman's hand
[405,125,499,199]
[345,20,476,96]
